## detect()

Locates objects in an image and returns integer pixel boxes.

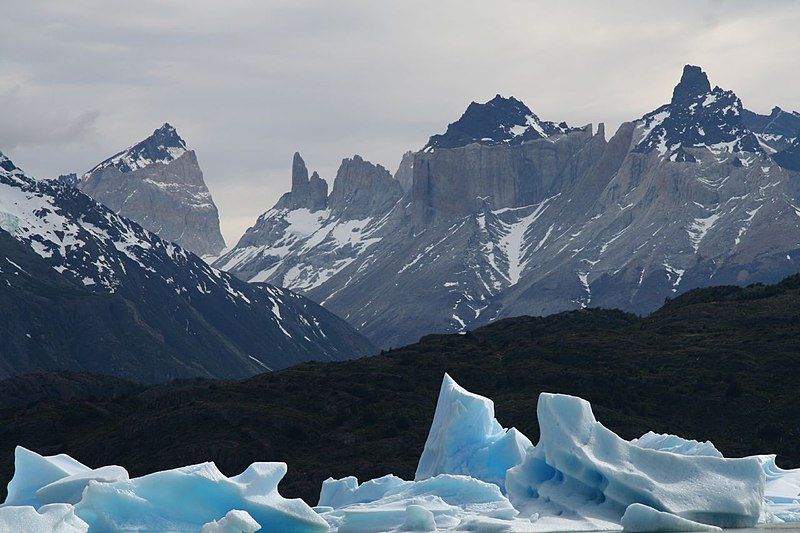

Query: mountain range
[214,65,800,348]
[0,151,374,383]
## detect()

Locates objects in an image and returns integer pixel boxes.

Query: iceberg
[414,373,532,492]
[318,474,518,532]
[3,446,128,508]
[74,461,329,532]
[506,393,765,530]
[3,374,794,532]
[319,474,406,509]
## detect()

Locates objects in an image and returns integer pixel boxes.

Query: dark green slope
[1,274,799,503]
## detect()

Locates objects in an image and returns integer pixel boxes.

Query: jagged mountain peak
[85,123,188,176]
[423,94,575,151]
[292,151,310,188]
[671,64,711,105]
[635,65,759,159]
[0,151,20,174]
[273,152,328,212]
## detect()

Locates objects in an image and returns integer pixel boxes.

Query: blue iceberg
[3,374,796,531]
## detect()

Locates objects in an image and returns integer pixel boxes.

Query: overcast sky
[2,1,799,244]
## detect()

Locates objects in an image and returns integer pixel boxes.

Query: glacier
[2,374,798,532]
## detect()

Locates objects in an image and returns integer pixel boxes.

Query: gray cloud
[2,0,799,244]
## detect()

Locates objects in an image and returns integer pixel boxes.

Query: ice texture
[400,504,436,531]
[0,503,89,532]
[74,461,328,531]
[414,373,532,492]
[631,432,722,457]
[506,393,765,530]
[200,509,261,532]
[621,503,722,532]
[318,474,518,532]
[319,474,405,508]
[759,455,800,523]
[4,375,796,531]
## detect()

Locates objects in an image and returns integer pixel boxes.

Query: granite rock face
[275,152,328,211]
[217,66,800,349]
[329,155,403,219]
[394,151,414,192]
[78,124,226,258]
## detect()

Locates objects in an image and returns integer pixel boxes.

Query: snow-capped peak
[85,123,188,176]
[635,65,760,160]
[423,94,575,151]
[0,151,31,186]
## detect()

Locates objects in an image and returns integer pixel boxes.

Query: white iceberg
[74,461,328,532]
[3,446,128,508]
[319,474,406,509]
[506,392,765,530]
[319,474,518,532]
[414,373,532,492]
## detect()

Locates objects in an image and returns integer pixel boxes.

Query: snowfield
[1,374,798,532]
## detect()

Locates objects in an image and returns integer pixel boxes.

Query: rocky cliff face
[78,124,226,258]
[394,151,414,192]
[217,66,800,349]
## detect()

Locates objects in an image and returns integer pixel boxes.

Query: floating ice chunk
[320,474,518,532]
[0,503,89,532]
[319,474,405,508]
[506,393,765,529]
[200,509,261,532]
[74,461,329,532]
[400,504,436,531]
[621,503,721,532]
[632,432,722,457]
[4,446,95,507]
[415,373,532,492]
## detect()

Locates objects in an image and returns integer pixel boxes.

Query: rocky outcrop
[774,138,800,172]
[56,173,78,187]
[394,151,414,192]
[742,106,800,152]
[275,152,328,211]
[78,124,226,258]
[329,155,403,219]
